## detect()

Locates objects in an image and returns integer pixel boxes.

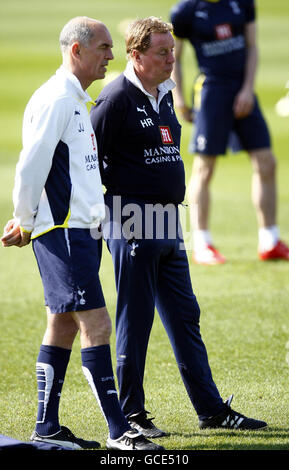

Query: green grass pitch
[0,0,289,451]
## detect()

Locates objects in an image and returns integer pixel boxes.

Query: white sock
[193,229,213,251]
[258,225,279,251]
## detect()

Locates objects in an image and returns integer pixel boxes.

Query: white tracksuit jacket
[13,66,105,239]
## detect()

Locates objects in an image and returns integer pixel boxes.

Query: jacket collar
[124,60,175,105]
[56,65,93,104]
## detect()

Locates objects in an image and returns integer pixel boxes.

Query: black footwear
[199,395,267,430]
[30,425,100,449]
[128,410,167,438]
[106,429,165,450]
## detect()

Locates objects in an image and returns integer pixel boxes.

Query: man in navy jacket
[91,16,267,437]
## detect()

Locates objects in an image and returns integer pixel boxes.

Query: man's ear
[131,49,142,63]
[71,42,81,59]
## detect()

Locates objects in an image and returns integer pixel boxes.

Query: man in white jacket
[1,16,163,452]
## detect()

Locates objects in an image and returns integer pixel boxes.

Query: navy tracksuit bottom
[104,194,225,420]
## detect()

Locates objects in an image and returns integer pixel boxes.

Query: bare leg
[42,308,79,348]
[249,148,276,229]
[71,306,111,348]
[188,154,217,231]
[187,155,225,264]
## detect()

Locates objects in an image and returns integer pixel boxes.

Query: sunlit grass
[0,0,289,451]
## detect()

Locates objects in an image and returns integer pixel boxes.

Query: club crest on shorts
[77,288,86,305]
[159,126,174,144]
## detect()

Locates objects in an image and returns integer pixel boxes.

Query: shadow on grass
[169,427,289,450]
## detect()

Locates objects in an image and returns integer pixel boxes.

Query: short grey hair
[59,16,98,52]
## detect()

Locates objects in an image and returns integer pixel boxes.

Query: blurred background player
[170,0,289,265]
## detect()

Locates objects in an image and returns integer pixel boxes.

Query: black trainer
[106,429,165,450]
[199,395,267,430]
[30,425,100,449]
[128,410,168,438]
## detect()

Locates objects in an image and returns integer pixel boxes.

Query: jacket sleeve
[13,96,70,232]
[244,0,256,23]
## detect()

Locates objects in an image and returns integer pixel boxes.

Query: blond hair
[126,17,173,55]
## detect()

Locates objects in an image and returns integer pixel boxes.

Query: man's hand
[177,105,194,123]
[1,219,31,247]
[233,88,254,119]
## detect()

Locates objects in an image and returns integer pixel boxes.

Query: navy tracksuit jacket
[90,72,225,419]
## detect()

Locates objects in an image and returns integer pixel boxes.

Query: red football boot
[259,240,289,261]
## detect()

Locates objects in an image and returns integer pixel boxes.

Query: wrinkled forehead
[149,31,174,50]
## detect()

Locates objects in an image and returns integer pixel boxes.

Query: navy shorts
[32,228,105,313]
[190,78,271,156]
